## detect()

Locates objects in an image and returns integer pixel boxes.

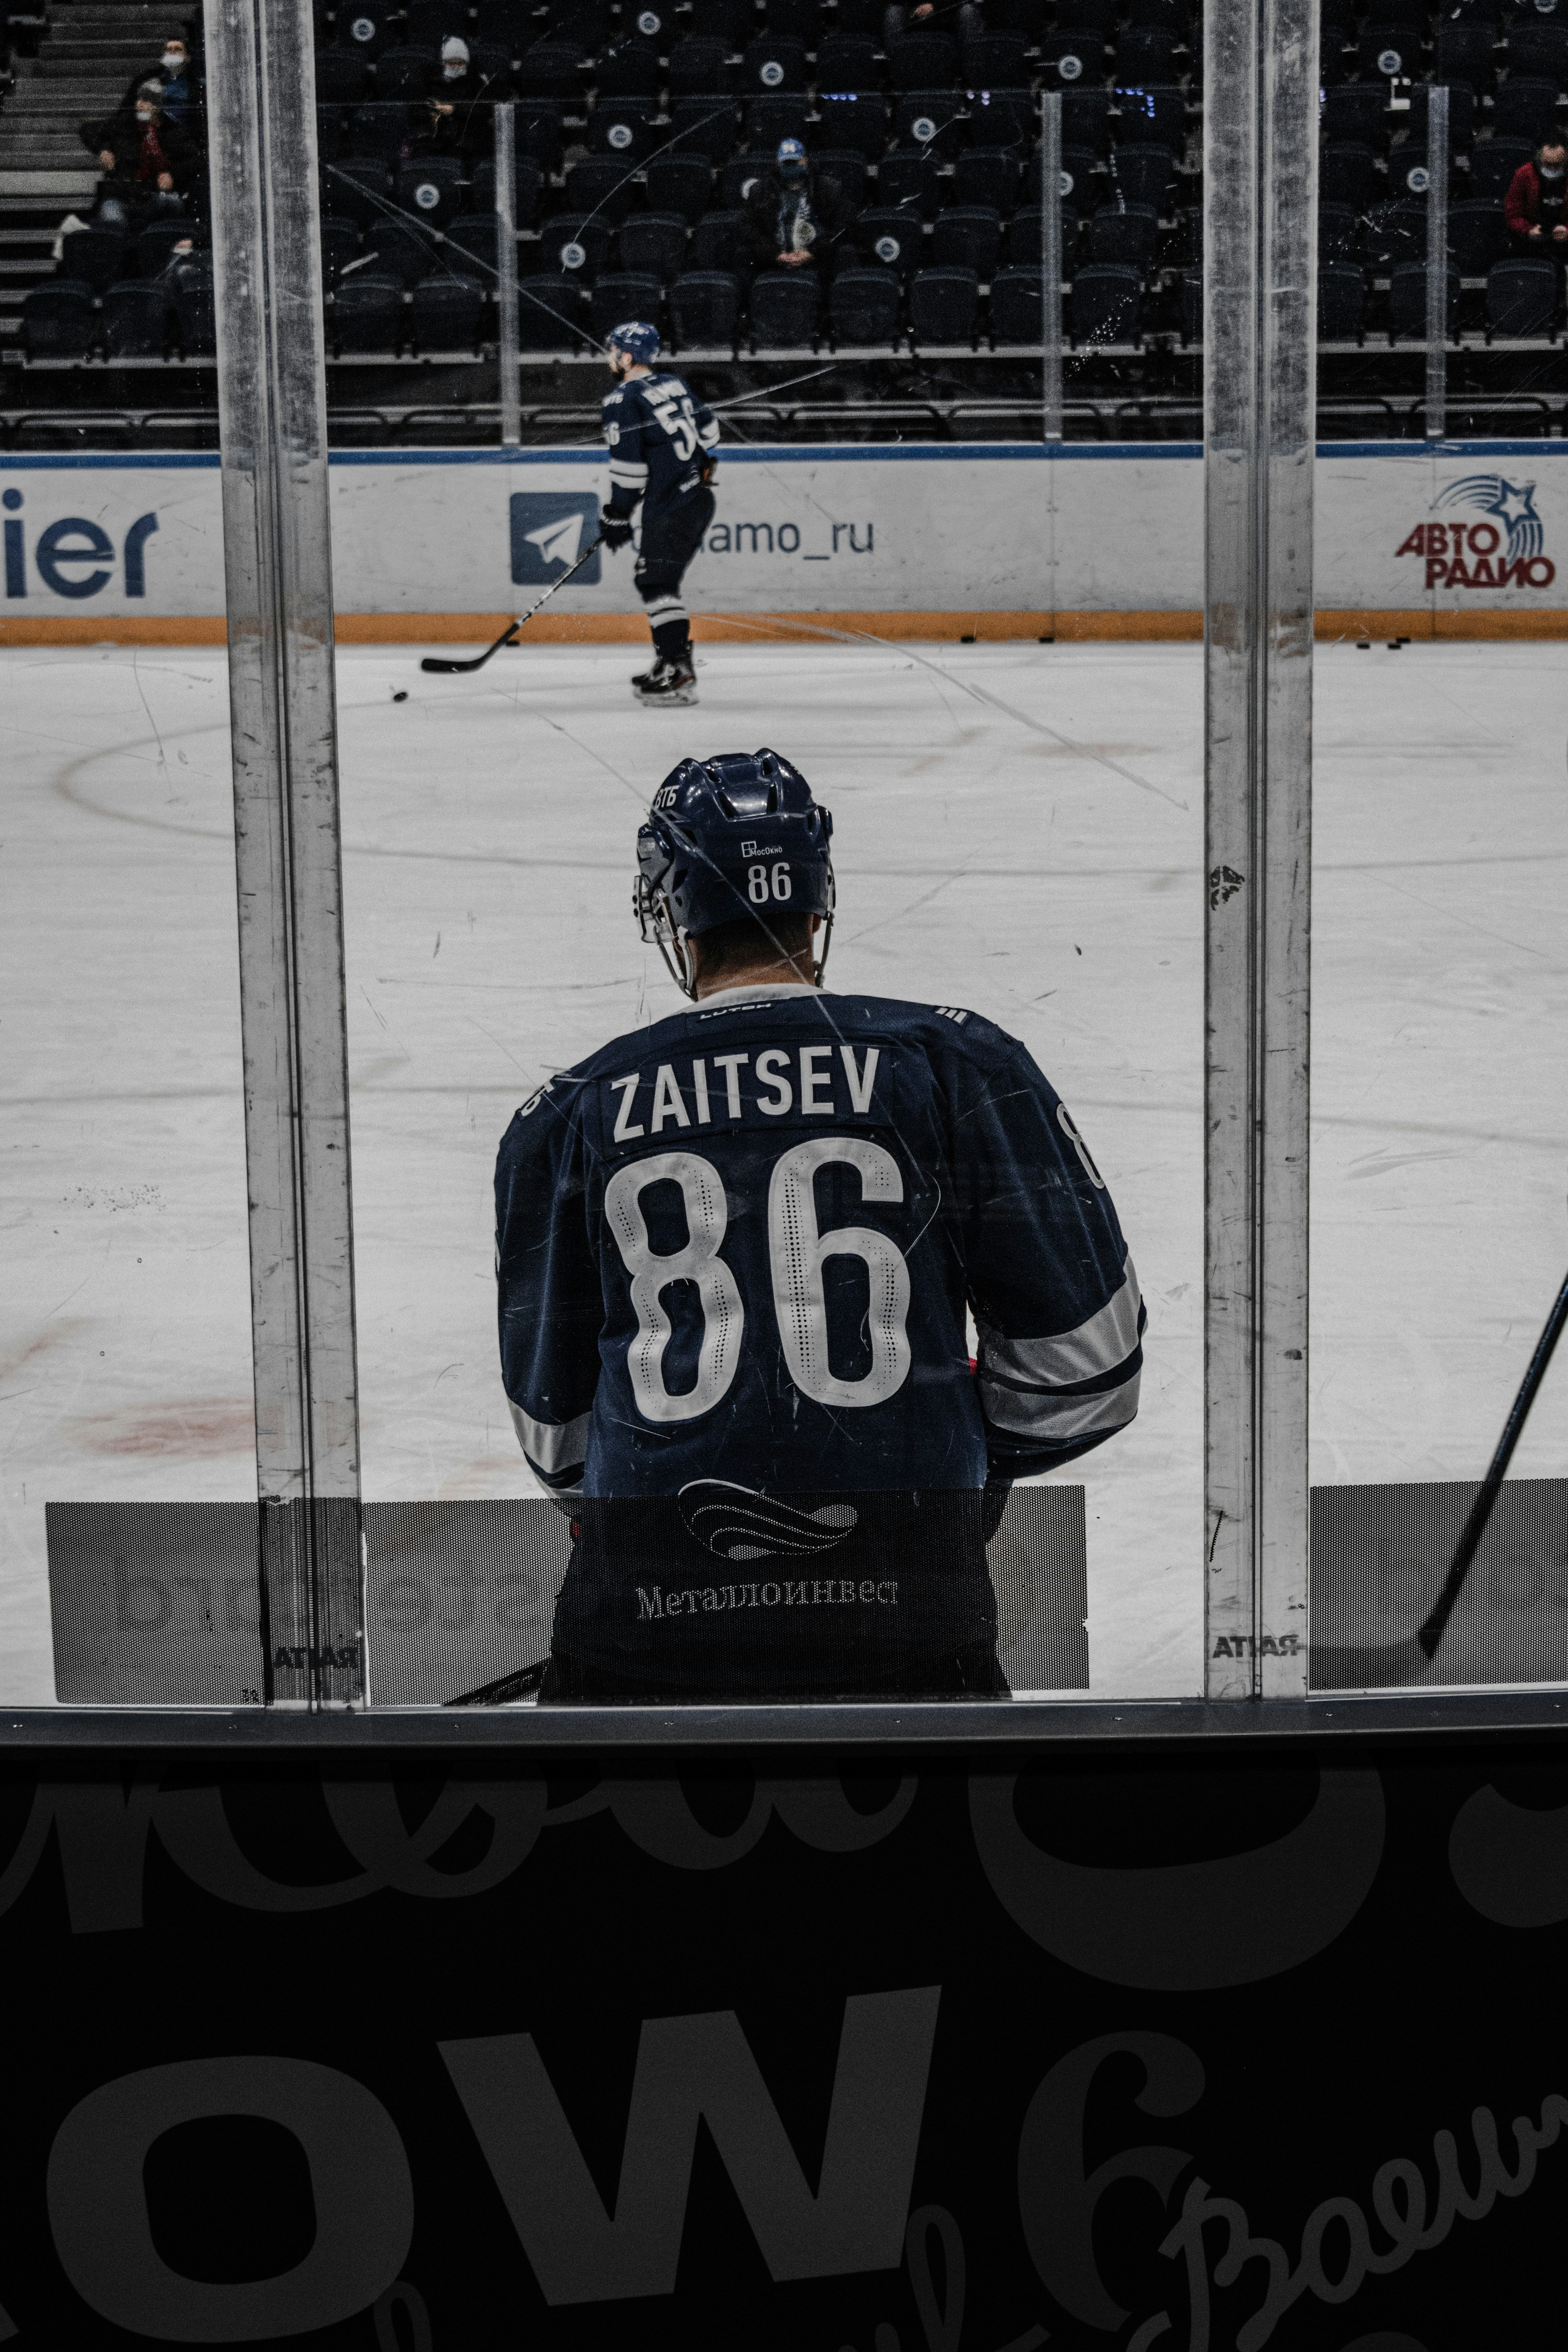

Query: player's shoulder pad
[917,1001,1021,1058]
[602,387,623,409]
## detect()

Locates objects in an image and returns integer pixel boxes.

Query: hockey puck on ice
[393,690,408,701]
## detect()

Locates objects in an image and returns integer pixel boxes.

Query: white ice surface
[2,638,1565,1705]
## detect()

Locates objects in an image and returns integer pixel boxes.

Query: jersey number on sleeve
[604,1142,912,1421]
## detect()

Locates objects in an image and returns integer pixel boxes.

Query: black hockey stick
[1417,1264,1568,1658]
[444,1656,548,1707]
[419,535,605,675]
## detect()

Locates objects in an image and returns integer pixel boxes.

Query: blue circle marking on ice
[1059,51,1082,78]
[760,57,785,85]
[912,114,937,140]
[560,240,586,270]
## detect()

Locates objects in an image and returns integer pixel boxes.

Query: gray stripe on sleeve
[508,1401,591,1474]
[979,1362,1141,1443]
[979,1253,1143,1389]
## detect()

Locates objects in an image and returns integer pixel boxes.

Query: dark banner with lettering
[0,1738,1564,2346]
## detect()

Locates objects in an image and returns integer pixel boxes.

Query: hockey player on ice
[495,750,1144,1700]
[598,319,718,708]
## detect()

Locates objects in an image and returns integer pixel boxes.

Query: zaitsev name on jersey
[606,1040,883,1142]
[495,987,1145,1505]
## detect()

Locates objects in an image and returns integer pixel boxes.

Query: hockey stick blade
[444,1656,548,1707]
[1417,1264,1568,1660]
[419,534,606,674]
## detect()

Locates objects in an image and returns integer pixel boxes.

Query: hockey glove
[599,506,634,553]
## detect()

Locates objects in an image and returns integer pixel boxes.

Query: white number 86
[746,861,792,904]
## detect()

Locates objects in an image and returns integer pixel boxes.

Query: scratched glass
[1309,56,1568,1694]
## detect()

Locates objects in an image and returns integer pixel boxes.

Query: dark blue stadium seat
[1071,260,1140,343]
[668,97,740,166]
[348,100,411,162]
[504,105,564,174]
[962,88,1033,148]
[539,214,613,283]
[517,40,584,100]
[316,103,350,163]
[747,95,812,150]
[397,154,464,229]
[1322,84,1388,148]
[406,0,467,46]
[469,157,543,225]
[741,34,808,92]
[1116,82,1187,144]
[591,97,661,162]
[591,271,663,341]
[619,212,689,279]
[516,272,587,347]
[1364,198,1425,269]
[988,263,1043,342]
[953,148,1022,211]
[1505,21,1568,82]
[963,32,1029,86]
[100,277,170,355]
[330,268,404,351]
[23,280,95,359]
[1389,260,1459,339]
[562,159,641,226]
[857,206,923,274]
[1406,83,1477,148]
[817,35,882,91]
[1468,136,1536,203]
[314,46,369,100]
[1005,204,1048,264]
[1357,24,1423,81]
[1088,200,1159,266]
[1317,200,1359,260]
[748,268,821,346]
[1047,146,1100,215]
[910,265,978,344]
[445,214,500,277]
[1063,89,1114,151]
[1317,260,1365,338]
[169,255,217,355]
[814,91,888,157]
[640,156,712,224]
[1116,26,1180,81]
[1434,20,1498,92]
[1180,262,1201,341]
[766,0,823,40]
[596,42,662,100]
[1058,0,1118,35]
[930,205,1002,274]
[893,92,967,155]
[1493,75,1562,142]
[137,219,199,276]
[877,147,946,216]
[336,8,393,59]
[888,30,958,89]
[1446,199,1507,274]
[1110,142,1177,209]
[668,269,740,348]
[718,157,769,207]
[687,0,751,37]
[1040,33,1105,84]
[691,209,746,272]
[470,0,535,49]
[366,218,440,284]
[376,45,435,98]
[1319,141,1377,208]
[1487,255,1557,334]
[667,35,733,100]
[1388,147,1442,200]
[811,151,870,213]
[58,228,126,293]
[829,263,902,344]
[410,271,485,350]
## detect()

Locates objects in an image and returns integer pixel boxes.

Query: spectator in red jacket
[1505,140,1568,247]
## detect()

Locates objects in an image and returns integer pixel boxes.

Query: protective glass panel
[1311,43,1568,1691]
[333,28,1207,1711]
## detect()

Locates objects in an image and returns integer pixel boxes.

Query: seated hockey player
[598,318,718,708]
[494,749,1145,1702]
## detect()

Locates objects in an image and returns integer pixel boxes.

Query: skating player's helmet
[605,318,661,365]
[634,749,835,999]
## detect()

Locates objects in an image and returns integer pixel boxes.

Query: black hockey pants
[634,487,714,662]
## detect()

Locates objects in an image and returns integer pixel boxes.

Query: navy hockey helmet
[605,317,660,365]
[635,749,835,999]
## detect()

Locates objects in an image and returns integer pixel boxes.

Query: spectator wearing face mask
[739,137,855,277]
[412,36,487,158]
[120,34,200,133]
[80,84,199,231]
[1505,139,1568,249]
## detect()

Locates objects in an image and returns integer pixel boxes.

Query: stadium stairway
[0,0,186,351]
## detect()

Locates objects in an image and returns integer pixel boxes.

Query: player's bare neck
[692,955,814,1002]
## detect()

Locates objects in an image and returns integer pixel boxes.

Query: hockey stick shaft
[1418,1265,1568,1657]
[419,535,605,674]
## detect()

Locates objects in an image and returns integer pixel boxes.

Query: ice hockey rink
[3,634,1565,1705]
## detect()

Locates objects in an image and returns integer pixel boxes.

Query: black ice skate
[633,657,698,706]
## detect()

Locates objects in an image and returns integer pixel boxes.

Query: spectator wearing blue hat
[739,137,854,275]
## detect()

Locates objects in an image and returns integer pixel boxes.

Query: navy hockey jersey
[494,983,1143,1687]
[603,370,719,519]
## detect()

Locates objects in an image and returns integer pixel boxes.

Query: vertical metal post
[207,0,364,1705]
[1040,90,1063,442]
[1202,0,1317,1696]
[495,100,521,448]
[1425,85,1449,443]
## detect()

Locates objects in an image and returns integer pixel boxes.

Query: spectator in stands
[740,138,855,277]
[411,36,487,158]
[120,34,199,132]
[81,84,199,232]
[884,0,984,47]
[1505,139,1568,249]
